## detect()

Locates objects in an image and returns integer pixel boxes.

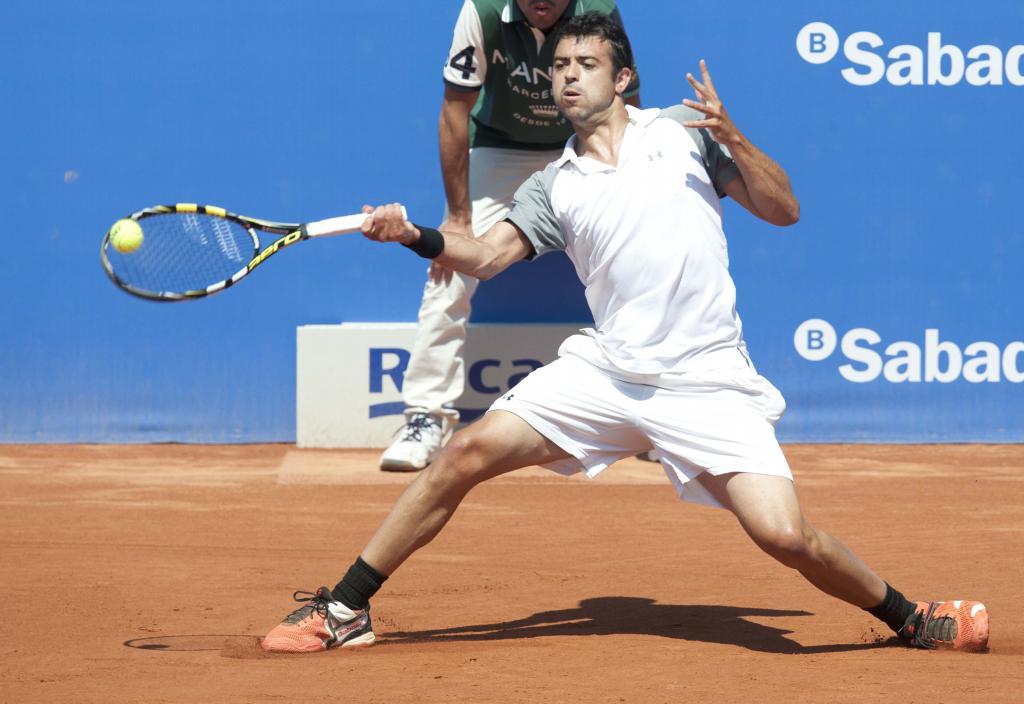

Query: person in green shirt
[380,0,640,472]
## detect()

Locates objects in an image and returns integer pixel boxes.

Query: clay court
[1,444,1021,702]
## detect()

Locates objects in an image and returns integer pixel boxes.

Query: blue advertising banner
[1,1,1020,442]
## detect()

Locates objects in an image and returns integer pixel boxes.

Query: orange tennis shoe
[900,600,989,652]
[261,587,375,653]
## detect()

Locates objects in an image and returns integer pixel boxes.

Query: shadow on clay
[120,595,908,657]
[124,634,266,658]
[383,595,897,654]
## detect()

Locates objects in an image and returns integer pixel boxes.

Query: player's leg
[644,360,989,651]
[367,351,646,578]
[645,360,885,605]
[265,355,647,653]
[365,410,569,574]
[695,470,989,651]
[264,409,571,653]
[694,471,885,606]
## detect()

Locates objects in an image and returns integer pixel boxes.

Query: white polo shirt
[506,104,750,387]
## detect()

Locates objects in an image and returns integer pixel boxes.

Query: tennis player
[380,0,640,472]
[264,13,989,654]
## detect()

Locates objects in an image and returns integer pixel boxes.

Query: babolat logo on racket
[248,231,304,271]
[794,318,1024,383]
[796,22,1024,86]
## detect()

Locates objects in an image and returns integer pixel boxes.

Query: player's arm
[438,86,479,234]
[683,60,799,227]
[439,0,487,234]
[361,204,532,281]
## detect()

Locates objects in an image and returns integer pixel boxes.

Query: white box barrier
[296,322,584,448]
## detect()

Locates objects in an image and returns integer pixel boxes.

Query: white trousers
[402,146,562,417]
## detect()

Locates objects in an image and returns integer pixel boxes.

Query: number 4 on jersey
[449,46,477,80]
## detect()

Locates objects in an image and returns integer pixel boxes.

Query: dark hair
[552,11,634,75]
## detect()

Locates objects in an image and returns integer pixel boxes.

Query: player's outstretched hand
[682,60,743,147]
[361,203,418,245]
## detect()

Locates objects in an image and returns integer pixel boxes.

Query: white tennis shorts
[488,351,792,509]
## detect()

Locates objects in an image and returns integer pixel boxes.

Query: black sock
[865,582,916,634]
[331,556,388,610]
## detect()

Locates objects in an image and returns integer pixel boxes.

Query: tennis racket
[100,203,404,302]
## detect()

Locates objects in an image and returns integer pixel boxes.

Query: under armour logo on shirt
[647,150,664,161]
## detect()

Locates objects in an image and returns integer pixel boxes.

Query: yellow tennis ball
[109,219,144,254]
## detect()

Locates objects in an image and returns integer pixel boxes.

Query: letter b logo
[794,319,837,361]
[796,22,839,64]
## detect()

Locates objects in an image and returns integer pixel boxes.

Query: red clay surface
[1,444,1022,703]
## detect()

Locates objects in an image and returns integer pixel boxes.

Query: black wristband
[403,225,445,259]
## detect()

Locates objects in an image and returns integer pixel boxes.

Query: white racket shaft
[304,206,408,238]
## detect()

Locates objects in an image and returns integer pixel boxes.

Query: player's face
[552,36,630,127]
[516,0,571,31]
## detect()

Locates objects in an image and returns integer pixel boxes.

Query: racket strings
[105,213,257,295]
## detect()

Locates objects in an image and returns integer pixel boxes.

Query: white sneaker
[379,411,452,472]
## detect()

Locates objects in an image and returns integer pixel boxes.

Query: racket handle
[304,206,409,238]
